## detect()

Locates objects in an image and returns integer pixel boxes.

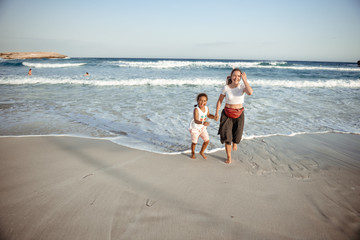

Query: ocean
[0,58,359,153]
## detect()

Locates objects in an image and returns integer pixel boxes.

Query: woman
[215,68,253,164]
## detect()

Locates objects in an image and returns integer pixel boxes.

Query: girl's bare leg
[191,143,196,159]
[225,143,232,164]
[199,141,209,159]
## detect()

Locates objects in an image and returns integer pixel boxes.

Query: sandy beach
[0,133,359,240]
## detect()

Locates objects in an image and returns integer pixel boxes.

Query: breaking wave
[22,62,86,68]
[1,77,359,88]
[113,60,360,72]
[251,79,360,88]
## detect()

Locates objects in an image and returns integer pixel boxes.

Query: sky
[0,0,359,62]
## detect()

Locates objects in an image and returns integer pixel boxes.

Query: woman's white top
[221,84,245,104]
[189,106,208,130]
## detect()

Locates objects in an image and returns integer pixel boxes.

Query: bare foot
[232,143,237,151]
[200,152,207,159]
[191,154,196,159]
[225,158,231,164]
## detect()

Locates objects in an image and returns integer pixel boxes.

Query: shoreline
[0,130,359,155]
[0,133,359,239]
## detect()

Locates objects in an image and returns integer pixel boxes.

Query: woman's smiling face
[231,70,241,85]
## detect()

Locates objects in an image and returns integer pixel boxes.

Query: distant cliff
[0,52,67,59]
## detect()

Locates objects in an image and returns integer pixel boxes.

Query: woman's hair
[194,93,208,107]
[227,68,242,85]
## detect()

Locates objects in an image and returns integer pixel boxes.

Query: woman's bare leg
[233,143,237,151]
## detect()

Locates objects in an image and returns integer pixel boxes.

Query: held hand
[208,114,216,120]
[204,122,210,126]
[215,114,219,121]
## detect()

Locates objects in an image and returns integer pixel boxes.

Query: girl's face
[197,96,207,108]
[231,70,241,85]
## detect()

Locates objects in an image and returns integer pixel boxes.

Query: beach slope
[0,133,359,239]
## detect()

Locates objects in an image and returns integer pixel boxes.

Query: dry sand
[0,133,359,240]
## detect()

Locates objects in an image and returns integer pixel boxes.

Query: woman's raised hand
[241,71,247,81]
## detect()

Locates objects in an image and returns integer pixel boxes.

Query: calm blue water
[1,58,359,153]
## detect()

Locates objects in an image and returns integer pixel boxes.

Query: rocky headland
[0,52,67,59]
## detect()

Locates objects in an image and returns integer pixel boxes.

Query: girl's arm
[193,108,200,124]
[208,111,215,120]
[215,94,225,121]
[241,72,253,95]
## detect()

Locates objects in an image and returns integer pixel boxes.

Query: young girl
[189,93,216,159]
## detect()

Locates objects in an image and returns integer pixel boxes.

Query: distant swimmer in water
[84,72,89,76]
[28,69,32,76]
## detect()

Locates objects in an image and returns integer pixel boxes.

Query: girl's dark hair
[227,68,242,85]
[194,93,208,107]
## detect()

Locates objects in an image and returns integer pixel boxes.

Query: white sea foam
[2,77,359,88]
[251,79,360,88]
[0,77,224,86]
[113,60,360,72]
[275,65,360,72]
[22,62,86,68]
[115,60,239,69]
[18,59,360,72]
[244,131,360,140]
[269,61,287,65]
[115,60,290,69]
